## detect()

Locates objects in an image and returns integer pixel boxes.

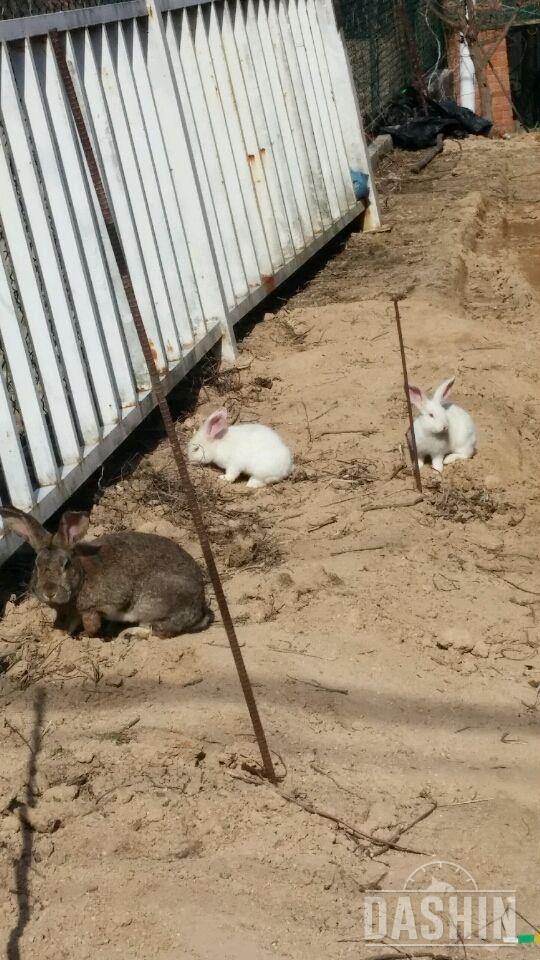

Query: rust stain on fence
[147,338,159,365]
[261,273,276,291]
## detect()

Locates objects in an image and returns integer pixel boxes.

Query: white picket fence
[0,0,379,562]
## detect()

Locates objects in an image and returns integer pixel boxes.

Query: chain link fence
[340,0,445,132]
[341,0,540,136]
[433,1,540,29]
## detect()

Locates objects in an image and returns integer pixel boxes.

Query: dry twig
[514,908,540,936]
[301,401,313,444]
[308,516,337,533]
[4,717,34,754]
[410,134,444,174]
[329,544,387,556]
[500,577,540,596]
[336,949,453,958]
[438,798,493,807]
[374,801,438,857]
[276,792,431,855]
[364,496,423,513]
[310,762,367,801]
[310,401,339,423]
[287,676,349,695]
[317,428,376,438]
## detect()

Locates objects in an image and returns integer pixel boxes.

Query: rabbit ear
[0,507,52,552]
[74,542,101,574]
[433,377,455,403]
[205,408,228,439]
[407,385,426,411]
[53,511,90,548]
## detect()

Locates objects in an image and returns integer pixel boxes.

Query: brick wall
[445,29,514,134]
[476,29,514,133]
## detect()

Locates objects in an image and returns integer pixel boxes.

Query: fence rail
[0,0,379,563]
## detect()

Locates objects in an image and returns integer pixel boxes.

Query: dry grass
[133,461,222,529]
[337,458,377,486]
[429,485,501,523]
[101,454,283,572]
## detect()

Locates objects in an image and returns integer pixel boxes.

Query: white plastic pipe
[460,38,476,111]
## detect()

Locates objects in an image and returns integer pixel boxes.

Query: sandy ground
[1,134,540,960]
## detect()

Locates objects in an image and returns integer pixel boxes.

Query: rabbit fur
[188,409,293,488]
[407,376,477,473]
[0,507,211,638]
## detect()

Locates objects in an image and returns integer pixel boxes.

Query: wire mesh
[428,1,540,30]
[340,0,444,131]
[340,0,540,134]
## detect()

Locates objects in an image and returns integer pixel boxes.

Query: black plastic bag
[373,86,425,129]
[375,86,492,150]
[434,98,492,135]
[379,116,460,150]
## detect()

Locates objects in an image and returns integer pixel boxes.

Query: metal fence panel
[0,0,378,563]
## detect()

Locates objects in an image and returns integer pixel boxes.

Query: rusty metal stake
[50,30,277,784]
[392,299,422,494]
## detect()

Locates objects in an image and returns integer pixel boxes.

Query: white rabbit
[407,376,477,473]
[188,409,293,488]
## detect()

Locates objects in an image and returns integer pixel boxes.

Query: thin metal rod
[50,29,277,783]
[392,298,422,494]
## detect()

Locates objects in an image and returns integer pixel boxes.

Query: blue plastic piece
[350,169,370,200]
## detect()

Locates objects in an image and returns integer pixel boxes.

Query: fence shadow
[6,687,46,960]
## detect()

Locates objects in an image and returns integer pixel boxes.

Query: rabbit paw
[246,477,266,489]
[443,452,471,465]
[82,610,102,637]
[117,625,152,641]
[220,471,240,483]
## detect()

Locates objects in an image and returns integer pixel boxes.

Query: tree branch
[476,11,519,71]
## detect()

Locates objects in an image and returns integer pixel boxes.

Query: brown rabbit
[0,507,212,638]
